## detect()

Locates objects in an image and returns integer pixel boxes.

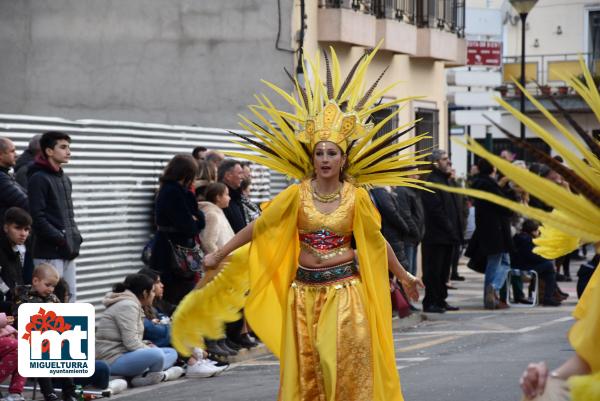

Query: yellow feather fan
[427,57,600,259]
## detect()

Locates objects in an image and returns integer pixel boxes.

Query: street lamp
[509,0,538,160]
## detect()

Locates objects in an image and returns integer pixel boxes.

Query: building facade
[297,0,467,155]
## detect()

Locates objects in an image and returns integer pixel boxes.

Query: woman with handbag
[171,48,426,401]
[150,154,205,305]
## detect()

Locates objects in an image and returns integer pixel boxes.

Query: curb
[392,312,426,331]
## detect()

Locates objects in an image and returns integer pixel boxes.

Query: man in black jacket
[469,158,515,310]
[421,150,463,313]
[216,158,257,351]
[394,173,425,276]
[0,137,28,226]
[28,131,82,302]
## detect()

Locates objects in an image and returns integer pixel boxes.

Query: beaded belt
[299,230,352,260]
[295,261,358,285]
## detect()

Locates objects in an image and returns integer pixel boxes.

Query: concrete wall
[504,0,600,56]
[0,0,295,129]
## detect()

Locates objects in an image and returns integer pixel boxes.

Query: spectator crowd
[0,132,597,399]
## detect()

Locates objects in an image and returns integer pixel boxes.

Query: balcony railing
[500,53,598,97]
[319,0,465,37]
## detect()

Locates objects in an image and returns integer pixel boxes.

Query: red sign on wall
[467,41,502,67]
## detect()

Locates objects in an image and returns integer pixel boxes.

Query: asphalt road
[111,265,579,401]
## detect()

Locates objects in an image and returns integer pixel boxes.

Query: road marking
[396,335,461,352]
[396,357,430,362]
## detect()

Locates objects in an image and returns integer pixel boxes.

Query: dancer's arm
[520,355,590,399]
[385,240,424,302]
[204,220,255,268]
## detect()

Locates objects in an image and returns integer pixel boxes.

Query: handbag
[141,235,155,266]
[169,240,205,276]
[390,279,411,318]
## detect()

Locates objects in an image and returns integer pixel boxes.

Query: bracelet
[401,272,416,285]
[213,248,226,263]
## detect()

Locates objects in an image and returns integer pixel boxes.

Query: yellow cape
[172,183,403,400]
[567,264,600,401]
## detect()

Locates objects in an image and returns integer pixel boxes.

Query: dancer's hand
[401,274,424,302]
[203,252,219,269]
[520,362,548,399]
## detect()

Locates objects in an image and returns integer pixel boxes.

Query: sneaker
[192,347,206,360]
[205,340,230,357]
[130,371,165,387]
[217,339,238,356]
[186,361,223,378]
[44,394,60,401]
[107,379,128,395]
[163,366,185,381]
[6,394,25,401]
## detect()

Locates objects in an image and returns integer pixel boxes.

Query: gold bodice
[297,180,355,259]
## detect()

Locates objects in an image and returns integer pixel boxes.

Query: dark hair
[553,155,564,163]
[113,274,154,299]
[4,207,32,227]
[137,267,160,282]
[54,278,71,303]
[217,159,241,182]
[197,160,216,182]
[40,131,71,158]
[476,158,494,176]
[192,146,207,159]
[521,219,540,235]
[204,182,227,204]
[160,154,199,187]
[240,179,250,192]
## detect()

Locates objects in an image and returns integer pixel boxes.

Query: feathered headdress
[426,57,600,259]
[226,44,430,188]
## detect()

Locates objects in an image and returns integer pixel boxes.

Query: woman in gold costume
[170,46,427,401]
[427,59,600,401]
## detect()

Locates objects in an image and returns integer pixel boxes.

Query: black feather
[353,125,416,165]
[284,67,309,109]
[539,86,600,159]
[336,53,367,102]
[322,49,334,100]
[483,117,600,209]
[355,65,389,111]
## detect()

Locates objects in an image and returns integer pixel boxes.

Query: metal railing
[319,0,465,37]
[501,53,596,95]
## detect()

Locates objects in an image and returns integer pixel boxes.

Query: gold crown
[297,101,367,153]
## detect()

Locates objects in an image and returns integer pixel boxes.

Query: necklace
[311,182,342,203]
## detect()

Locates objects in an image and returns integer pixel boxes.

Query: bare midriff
[298,248,355,269]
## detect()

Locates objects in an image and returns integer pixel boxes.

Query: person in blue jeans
[512,219,561,306]
[468,158,516,309]
[95,274,184,387]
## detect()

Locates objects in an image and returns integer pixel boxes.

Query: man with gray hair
[420,149,463,313]
[0,137,28,226]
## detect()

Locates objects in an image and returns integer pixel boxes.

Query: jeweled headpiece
[226,43,430,188]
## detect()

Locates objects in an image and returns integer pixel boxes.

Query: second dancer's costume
[171,45,429,400]
[429,58,600,400]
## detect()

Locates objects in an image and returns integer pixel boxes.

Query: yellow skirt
[280,270,373,401]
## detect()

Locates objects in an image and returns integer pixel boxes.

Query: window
[415,108,439,154]
[371,105,399,141]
